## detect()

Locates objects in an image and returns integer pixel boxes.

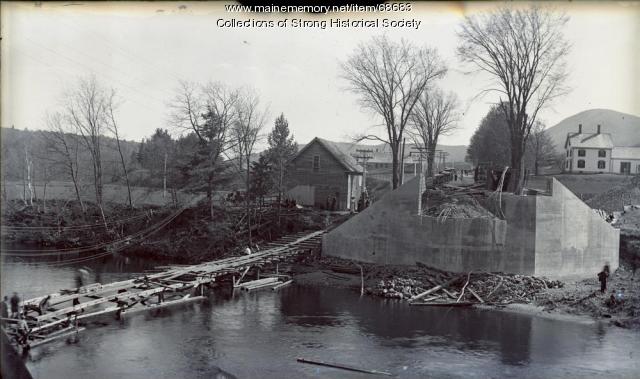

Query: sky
[1,1,639,150]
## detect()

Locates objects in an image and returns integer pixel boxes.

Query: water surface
[2,259,639,379]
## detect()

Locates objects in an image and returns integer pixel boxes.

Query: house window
[312,155,320,172]
[566,150,569,157]
[598,160,606,169]
[578,149,586,157]
[577,160,585,168]
[598,150,606,157]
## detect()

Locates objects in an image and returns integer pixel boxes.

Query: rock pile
[587,177,640,213]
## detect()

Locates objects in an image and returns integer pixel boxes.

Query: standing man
[598,269,608,294]
[1,296,9,323]
[10,292,20,319]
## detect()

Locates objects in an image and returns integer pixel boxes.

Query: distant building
[564,124,640,174]
[285,137,362,210]
[611,147,640,174]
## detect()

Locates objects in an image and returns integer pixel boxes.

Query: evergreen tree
[265,113,297,202]
[249,154,274,207]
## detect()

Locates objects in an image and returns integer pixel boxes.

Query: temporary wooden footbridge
[3,229,325,352]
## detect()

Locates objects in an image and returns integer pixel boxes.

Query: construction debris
[422,188,497,219]
[586,176,640,213]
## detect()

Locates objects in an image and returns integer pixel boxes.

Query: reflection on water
[2,260,639,379]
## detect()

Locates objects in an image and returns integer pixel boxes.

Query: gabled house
[564,123,640,174]
[285,137,363,210]
[564,124,614,173]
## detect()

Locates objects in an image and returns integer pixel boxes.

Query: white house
[564,124,640,174]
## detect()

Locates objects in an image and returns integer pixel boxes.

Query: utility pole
[352,149,373,211]
[410,147,428,216]
[400,138,406,185]
[163,152,167,199]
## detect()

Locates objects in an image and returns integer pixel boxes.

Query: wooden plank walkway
[4,230,324,351]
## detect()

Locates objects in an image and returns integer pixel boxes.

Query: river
[2,257,639,379]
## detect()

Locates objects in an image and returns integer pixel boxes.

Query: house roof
[565,132,614,149]
[292,137,363,173]
[612,147,640,160]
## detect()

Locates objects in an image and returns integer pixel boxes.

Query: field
[528,173,633,201]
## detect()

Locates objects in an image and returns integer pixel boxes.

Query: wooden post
[163,152,167,200]
[356,264,364,296]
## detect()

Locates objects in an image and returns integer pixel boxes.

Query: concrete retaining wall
[324,176,620,278]
[534,178,619,277]
[323,177,536,274]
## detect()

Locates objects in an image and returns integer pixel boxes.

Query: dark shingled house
[285,137,363,210]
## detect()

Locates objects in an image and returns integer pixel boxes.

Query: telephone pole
[352,149,373,209]
[410,147,428,215]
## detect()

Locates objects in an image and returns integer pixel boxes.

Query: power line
[1,206,184,256]
[21,36,168,114]
[1,211,150,231]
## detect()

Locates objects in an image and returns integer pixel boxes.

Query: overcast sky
[2,1,638,149]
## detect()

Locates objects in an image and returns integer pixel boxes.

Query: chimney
[597,124,601,134]
[578,124,582,133]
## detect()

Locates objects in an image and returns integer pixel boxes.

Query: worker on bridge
[10,292,20,319]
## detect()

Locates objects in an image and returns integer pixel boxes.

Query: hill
[545,109,640,152]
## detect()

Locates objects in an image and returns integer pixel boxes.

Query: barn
[285,137,363,210]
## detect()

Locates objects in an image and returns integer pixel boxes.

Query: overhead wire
[1,211,150,231]
[1,206,185,256]
[2,204,188,265]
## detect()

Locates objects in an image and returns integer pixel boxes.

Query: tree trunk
[427,143,437,177]
[277,158,283,227]
[391,144,400,189]
[70,167,85,213]
[246,157,252,245]
[115,135,133,209]
[43,182,48,213]
[510,139,524,193]
[207,172,214,220]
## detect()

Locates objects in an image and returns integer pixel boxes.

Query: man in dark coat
[598,270,608,293]
[10,292,20,318]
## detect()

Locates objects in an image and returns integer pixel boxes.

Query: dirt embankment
[1,199,337,263]
[1,199,167,249]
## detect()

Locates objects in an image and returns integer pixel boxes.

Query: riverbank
[292,254,640,329]
[1,199,337,263]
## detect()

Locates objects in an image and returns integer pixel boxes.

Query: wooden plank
[28,328,86,348]
[272,280,293,290]
[297,358,392,376]
[408,295,441,304]
[468,287,484,303]
[409,302,475,307]
[409,276,462,302]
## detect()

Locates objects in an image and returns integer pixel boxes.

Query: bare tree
[23,143,34,206]
[168,81,239,218]
[341,35,446,189]
[231,89,267,244]
[525,121,557,175]
[458,5,570,193]
[66,76,110,207]
[45,112,86,213]
[409,87,460,177]
[106,91,133,209]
